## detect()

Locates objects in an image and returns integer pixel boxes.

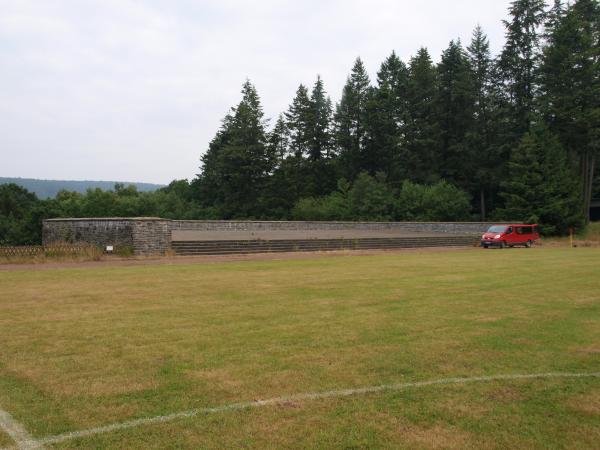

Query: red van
[480,224,540,249]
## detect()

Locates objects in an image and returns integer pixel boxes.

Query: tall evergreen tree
[268,114,290,166]
[541,0,600,222]
[196,81,272,218]
[498,124,582,234]
[435,40,476,190]
[544,0,566,37]
[498,0,547,135]
[334,57,372,179]
[308,76,334,160]
[403,48,440,183]
[467,26,504,219]
[364,51,410,184]
[285,84,313,158]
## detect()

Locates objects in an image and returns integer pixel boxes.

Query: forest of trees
[1,0,599,245]
[0,177,163,199]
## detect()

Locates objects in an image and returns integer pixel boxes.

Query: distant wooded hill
[0,177,164,199]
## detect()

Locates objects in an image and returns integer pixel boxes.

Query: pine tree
[334,57,372,179]
[308,76,333,160]
[285,84,313,158]
[544,0,565,37]
[364,51,410,184]
[267,114,290,166]
[196,80,272,218]
[541,0,600,222]
[467,26,504,220]
[435,40,476,190]
[499,124,582,234]
[403,48,440,183]
[498,0,547,136]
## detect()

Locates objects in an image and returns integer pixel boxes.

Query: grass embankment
[0,244,134,265]
[542,221,600,247]
[0,248,599,448]
[579,221,600,241]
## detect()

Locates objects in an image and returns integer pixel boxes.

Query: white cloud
[0,0,512,184]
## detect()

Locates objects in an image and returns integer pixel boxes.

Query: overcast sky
[1,0,513,184]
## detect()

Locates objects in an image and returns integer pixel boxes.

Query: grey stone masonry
[132,219,171,256]
[170,220,495,234]
[43,218,499,256]
[43,218,135,248]
[43,218,170,256]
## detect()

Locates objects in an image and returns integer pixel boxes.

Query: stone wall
[43,218,135,248]
[171,220,494,234]
[43,218,170,256]
[43,218,498,256]
[132,219,171,256]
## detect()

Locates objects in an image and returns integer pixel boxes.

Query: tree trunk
[585,154,596,223]
[480,187,486,221]
[581,151,596,224]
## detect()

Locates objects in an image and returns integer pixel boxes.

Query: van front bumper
[480,240,503,247]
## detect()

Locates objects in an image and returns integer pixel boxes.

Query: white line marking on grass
[1,371,598,449]
[0,407,43,450]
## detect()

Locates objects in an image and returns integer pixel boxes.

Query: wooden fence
[0,245,100,258]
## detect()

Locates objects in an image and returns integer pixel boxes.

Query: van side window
[506,227,513,234]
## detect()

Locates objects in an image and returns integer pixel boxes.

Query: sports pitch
[0,248,599,449]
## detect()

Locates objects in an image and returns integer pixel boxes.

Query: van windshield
[487,225,507,233]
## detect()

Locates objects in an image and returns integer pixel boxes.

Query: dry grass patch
[186,368,244,391]
[0,248,599,448]
[566,389,600,415]
[575,345,600,354]
[397,423,472,449]
[485,385,527,402]
[0,429,14,448]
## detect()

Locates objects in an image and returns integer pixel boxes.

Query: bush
[348,172,395,221]
[396,180,472,221]
[293,176,472,222]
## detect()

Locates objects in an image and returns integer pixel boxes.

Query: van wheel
[525,240,533,248]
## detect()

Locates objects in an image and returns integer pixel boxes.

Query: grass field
[1,248,599,449]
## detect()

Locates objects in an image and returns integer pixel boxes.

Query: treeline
[0,177,164,199]
[1,0,599,246]
[194,0,599,234]
[0,182,203,245]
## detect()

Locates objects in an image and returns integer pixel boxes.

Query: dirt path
[0,246,476,272]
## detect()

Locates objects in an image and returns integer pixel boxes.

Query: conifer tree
[498,0,547,136]
[541,0,600,221]
[197,80,272,218]
[435,40,476,190]
[308,76,334,160]
[268,114,290,166]
[544,0,566,37]
[499,124,582,234]
[365,51,410,184]
[403,48,440,183]
[467,26,503,219]
[334,57,372,178]
[285,84,313,158]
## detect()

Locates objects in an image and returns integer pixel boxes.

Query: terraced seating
[171,235,478,256]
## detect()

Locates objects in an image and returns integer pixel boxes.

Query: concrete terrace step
[171,240,476,250]
[171,236,478,255]
[171,236,476,244]
[171,238,476,246]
